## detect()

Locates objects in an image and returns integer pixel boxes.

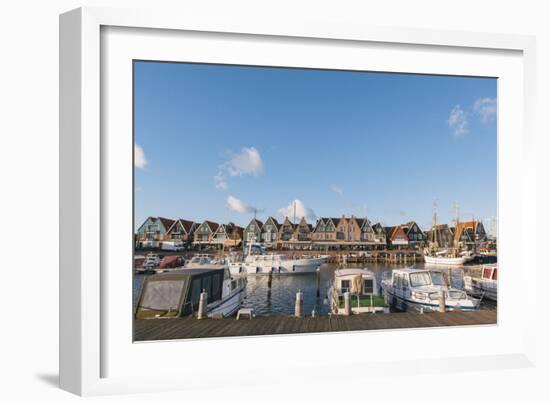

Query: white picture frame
[60,6,537,396]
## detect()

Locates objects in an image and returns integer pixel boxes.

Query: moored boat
[423,249,474,266]
[381,267,480,312]
[228,241,327,275]
[185,253,226,269]
[328,268,388,314]
[135,267,247,319]
[464,264,497,301]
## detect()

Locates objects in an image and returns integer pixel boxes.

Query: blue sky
[134,61,497,232]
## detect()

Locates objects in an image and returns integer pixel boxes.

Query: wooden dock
[134,310,496,341]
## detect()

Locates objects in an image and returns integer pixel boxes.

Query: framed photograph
[60,7,536,396]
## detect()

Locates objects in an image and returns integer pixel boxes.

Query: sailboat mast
[432,201,438,249]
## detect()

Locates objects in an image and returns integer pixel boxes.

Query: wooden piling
[295,289,303,318]
[316,268,321,298]
[438,289,446,312]
[344,291,352,316]
[197,290,207,319]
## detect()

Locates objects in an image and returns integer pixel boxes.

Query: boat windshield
[409,272,432,287]
[430,271,446,286]
[140,280,185,311]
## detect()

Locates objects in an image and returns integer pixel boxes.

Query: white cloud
[447,105,468,138]
[225,147,263,177]
[214,146,263,190]
[226,195,257,214]
[134,144,148,169]
[331,184,344,196]
[214,173,228,190]
[277,199,317,222]
[474,97,497,123]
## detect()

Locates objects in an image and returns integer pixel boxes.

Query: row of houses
[136,215,488,250]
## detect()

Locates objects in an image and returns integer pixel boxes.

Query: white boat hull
[207,287,246,318]
[230,256,326,275]
[424,255,473,266]
[464,277,497,301]
[385,291,478,312]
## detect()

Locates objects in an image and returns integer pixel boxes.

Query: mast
[293,200,296,225]
[432,201,438,249]
[452,201,460,249]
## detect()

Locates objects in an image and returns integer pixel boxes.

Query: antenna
[451,201,460,226]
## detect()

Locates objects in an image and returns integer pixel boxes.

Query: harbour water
[133,262,492,316]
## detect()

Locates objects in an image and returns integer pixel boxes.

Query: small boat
[381,268,480,312]
[229,241,327,275]
[185,254,226,269]
[135,267,247,319]
[328,268,388,314]
[464,264,497,301]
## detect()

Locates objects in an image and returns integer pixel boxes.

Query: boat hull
[207,287,246,318]
[230,256,326,275]
[424,255,473,266]
[464,278,497,301]
[385,291,478,312]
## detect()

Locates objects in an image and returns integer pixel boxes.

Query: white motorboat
[464,264,497,301]
[381,267,480,312]
[228,242,327,275]
[135,267,247,319]
[185,254,226,269]
[327,268,388,314]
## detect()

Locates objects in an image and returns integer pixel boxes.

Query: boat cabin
[481,264,498,281]
[333,268,379,296]
[135,268,226,319]
[330,268,387,313]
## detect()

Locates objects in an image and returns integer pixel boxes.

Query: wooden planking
[134,310,496,341]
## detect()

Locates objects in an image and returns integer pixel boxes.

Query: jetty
[134,310,496,341]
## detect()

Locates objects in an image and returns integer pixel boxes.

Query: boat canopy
[135,268,225,319]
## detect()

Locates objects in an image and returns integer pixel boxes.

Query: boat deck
[134,310,496,341]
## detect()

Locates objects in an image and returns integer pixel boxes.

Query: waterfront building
[293,217,313,242]
[244,218,264,243]
[165,219,197,245]
[402,221,427,247]
[312,217,338,242]
[279,217,296,242]
[193,220,220,244]
[135,216,175,248]
[385,225,409,248]
[371,223,387,244]
[453,221,487,250]
[212,222,244,248]
[261,216,281,246]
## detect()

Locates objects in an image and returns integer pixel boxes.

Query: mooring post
[438,289,446,312]
[198,289,208,319]
[316,268,321,298]
[344,291,352,316]
[295,289,303,318]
